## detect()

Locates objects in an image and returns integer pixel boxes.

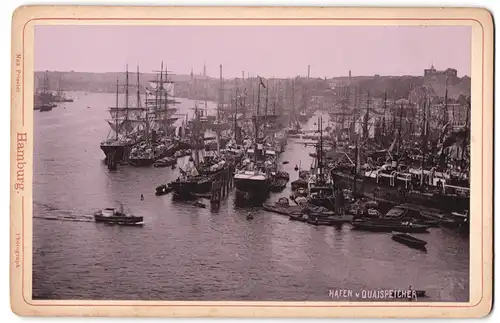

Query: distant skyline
[34,25,471,78]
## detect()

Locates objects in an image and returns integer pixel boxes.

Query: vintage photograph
[32,25,471,302]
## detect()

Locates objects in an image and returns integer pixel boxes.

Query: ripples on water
[33,92,469,301]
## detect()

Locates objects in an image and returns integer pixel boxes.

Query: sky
[34,25,471,78]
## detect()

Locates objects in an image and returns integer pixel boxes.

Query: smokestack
[349,70,352,78]
[242,71,244,80]
[308,65,310,78]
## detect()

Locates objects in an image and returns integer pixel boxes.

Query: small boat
[93,207,143,225]
[289,213,307,222]
[270,178,288,192]
[352,220,430,233]
[155,183,173,196]
[291,187,308,198]
[291,178,308,190]
[391,232,427,250]
[188,200,206,208]
[276,171,290,181]
[263,199,303,216]
[153,157,177,168]
[247,213,254,220]
[38,104,54,112]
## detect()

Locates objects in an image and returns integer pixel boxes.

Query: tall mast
[194,102,200,168]
[204,64,208,117]
[364,90,370,141]
[124,65,129,137]
[443,85,448,126]
[272,81,277,115]
[291,79,295,125]
[255,77,261,162]
[57,76,62,97]
[318,116,323,179]
[461,97,470,167]
[242,88,247,121]
[159,61,164,111]
[382,90,387,141]
[115,78,119,141]
[216,64,223,155]
[397,102,404,155]
[136,65,140,108]
[421,94,428,185]
[125,64,129,120]
[234,88,238,135]
[218,64,223,123]
[164,64,168,107]
[265,79,269,117]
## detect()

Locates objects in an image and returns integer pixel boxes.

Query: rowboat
[391,232,428,250]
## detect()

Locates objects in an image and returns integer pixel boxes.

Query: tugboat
[93,206,143,225]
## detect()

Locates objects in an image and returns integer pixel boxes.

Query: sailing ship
[170,104,230,198]
[330,89,470,213]
[129,62,179,166]
[52,76,74,102]
[34,71,57,111]
[100,65,145,170]
[234,77,271,205]
[306,117,336,210]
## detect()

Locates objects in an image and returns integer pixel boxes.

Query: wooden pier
[210,164,234,207]
[106,151,117,170]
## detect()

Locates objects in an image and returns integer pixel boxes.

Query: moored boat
[306,214,353,226]
[38,104,54,112]
[153,156,177,168]
[269,177,287,192]
[234,169,270,205]
[391,231,427,250]
[263,198,303,216]
[351,219,430,233]
[155,183,173,196]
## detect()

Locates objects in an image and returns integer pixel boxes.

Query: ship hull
[234,178,270,206]
[94,214,143,225]
[171,177,213,198]
[129,157,155,167]
[100,144,127,162]
[332,171,469,213]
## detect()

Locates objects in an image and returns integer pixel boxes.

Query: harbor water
[33,92,469,301]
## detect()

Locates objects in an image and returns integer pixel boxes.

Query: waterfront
[33,92,469,301]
